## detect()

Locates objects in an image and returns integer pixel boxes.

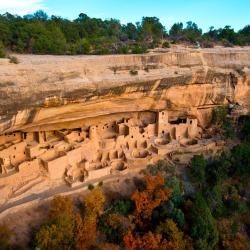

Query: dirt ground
[1,201,50,249]
[0,169,143,249]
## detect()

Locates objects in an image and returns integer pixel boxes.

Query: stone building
[0,110,201,186]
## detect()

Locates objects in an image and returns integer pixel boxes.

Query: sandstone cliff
[0,48,250,133]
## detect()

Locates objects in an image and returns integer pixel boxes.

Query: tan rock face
[0,48,250,133]
[0,48,250,207]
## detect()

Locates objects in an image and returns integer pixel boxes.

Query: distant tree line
[0,10,250,56]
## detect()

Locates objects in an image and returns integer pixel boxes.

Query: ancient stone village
[0,3,250,248]
[0,110,210,187]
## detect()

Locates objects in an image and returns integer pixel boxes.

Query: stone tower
[89,125,98,141]
[157,110,169,136]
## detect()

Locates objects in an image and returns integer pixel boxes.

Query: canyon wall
[0,47,250,208]
[0,48,250,134]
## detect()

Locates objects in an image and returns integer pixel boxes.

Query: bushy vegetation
[212,106,228,126]
[31,189,106,250]
[88,183,94,190]
[0,42,6,58]
[212,106,235,139]
[129,69,138,76]
[0,11,250,57]
[239,115,250,141]
[29,127,249,249]
[2,115,250,250]
[3,140,250,250]
[190,193,219,250]
[8,56,19,64]
[187,116,250,249]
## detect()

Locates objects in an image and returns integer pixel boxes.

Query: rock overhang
[0,48,250,134]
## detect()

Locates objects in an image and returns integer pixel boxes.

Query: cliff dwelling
[0,48,249,208]
[1,6,250,249]
[0,110,203,184]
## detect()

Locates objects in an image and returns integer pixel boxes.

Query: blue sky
[0,0,249,31]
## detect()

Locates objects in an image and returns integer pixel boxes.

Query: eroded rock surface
[0,48,250,209]
[0,48,250,133]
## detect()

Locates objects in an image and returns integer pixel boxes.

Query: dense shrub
[190,193,219,250]
[88,183,95,190]
[189,154,206,184]
[222,39,234,47]
[0,42,6,58]
[75,39,91,54]
[212,106,228,126]
[8,56,19,64]
[131,45,147,54]
[239,115,250,140]
[231,143,250,176]
[33,196,76,250]
[0,10,250,56]
[129,69,138,75]
[201,41,214,48]
[162,41,170,48]
[117,45,130,54]
[112,199,134,215]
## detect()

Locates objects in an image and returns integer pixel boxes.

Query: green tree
[75,38,91,54]
[204,26,218,41]
[131,45,147,54]
[117,45,130,54]
[162,40,170,48]
[203,185,225,217]
[113,199,134,215]
[0,19,11,46]
[165,177,183,206]
[169,22,184,42]
[240,115,250,140]
[34,196,77,250]
[32,24,67,54]
[239,25,250,45]
[123,22,138,40]
[156,219,186,250]
[57,18,80,43]
[32,33,52,53]
[1,10,250,55]
[190,193,219,250]
[0,41,6,58]
[189,154,206,184]
[152,177,185,227]
[212,106,228,126]
[47,25,67,54]
[218,26,240,45]
[184,21,202,43]
[34,215,77,250]
[222,118,235,139]
[99,213,130,244]
[230,143,250,176]
[33,10,48,20]
[140,17,165,41]
[205,156,231,185]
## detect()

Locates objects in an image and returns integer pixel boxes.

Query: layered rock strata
[0,48,250,207]
[0,48,249,133]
